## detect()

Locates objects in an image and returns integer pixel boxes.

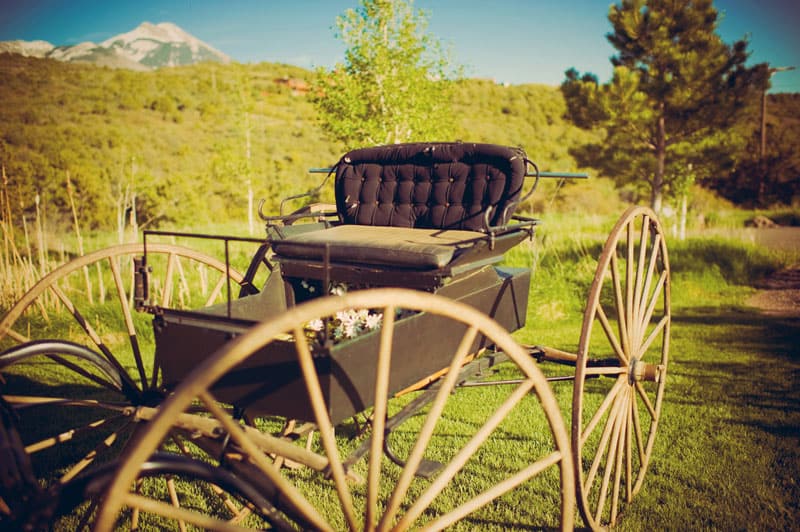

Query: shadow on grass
[670,306,799,410]
[614,304,800,530]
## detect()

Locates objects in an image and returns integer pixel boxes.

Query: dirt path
[747,264,800,317]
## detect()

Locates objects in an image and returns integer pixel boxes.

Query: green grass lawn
[2,212,798,530]
[519,227,800,530]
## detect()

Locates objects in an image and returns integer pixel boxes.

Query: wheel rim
[53,453,292,531]
[0,243,248,484]
[572,206,670,529]
[97,288,574,531]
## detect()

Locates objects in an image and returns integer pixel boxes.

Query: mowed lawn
[519,226,800,530]
[1,215,798,529]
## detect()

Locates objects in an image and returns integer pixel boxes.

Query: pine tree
[562,0,769,211]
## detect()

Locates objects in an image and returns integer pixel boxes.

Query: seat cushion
[272,225,486,269]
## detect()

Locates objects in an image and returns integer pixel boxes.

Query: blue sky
[1,0,798,91]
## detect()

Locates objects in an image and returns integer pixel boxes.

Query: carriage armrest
[260,203,339,228]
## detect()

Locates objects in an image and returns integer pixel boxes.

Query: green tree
[313,0,460,147]
[561,0,769,211]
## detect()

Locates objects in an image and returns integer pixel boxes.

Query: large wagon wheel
[0,243,249,485]
[573,206,670,529]
[96,288,575,531]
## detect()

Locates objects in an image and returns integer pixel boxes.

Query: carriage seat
[271,142,529,271]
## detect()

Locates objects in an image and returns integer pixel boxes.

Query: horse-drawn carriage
[0,142,670,530]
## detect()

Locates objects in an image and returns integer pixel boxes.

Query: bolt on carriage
[0,142,670,530]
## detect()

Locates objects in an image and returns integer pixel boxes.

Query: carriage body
[154,263,529,424]
[152,142,535,423]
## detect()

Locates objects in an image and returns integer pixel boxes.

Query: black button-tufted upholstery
[273,143,531,271]
[335,142,527,231]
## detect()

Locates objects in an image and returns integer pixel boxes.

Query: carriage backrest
[334,142,528,232]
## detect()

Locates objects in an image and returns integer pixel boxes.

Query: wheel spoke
[205,274,227,307]
[609,390,630,525]
[626,388,634,503]
[366,305,395,530]
[637,266,667,353]
[24,414,127,454]
[173,256,191,308]
[610,253,631,359]
[60,423,130,483]
[161,253,177,308]
[166,477,188,532]
[638,314,669,361]
[198,390,333,532]
[380,324,479,531]
[4,395,130,411]
[427,449,564,531]
[636,233,662,343]
[635,381,657,419]
[585,387,626,495]
[593,389,626,525]
[631,389,646,466]
[49,283,126,376]
[5,327,28,343]
[596,304,628,365]
[109,255,148,390]
[400,378,535,528]
[292,328,358,531]
[121,492,251,532]
[580,376,627,447]
[625,221,635,351]
[632,215,650,339]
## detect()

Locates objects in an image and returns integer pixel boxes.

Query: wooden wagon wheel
[0,243,250,486]
[572,206,670,530]
[96,288,575,531]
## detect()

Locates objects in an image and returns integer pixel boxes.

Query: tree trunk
[679,193,687,241]
[652,111,666,213]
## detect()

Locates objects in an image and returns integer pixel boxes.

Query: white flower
[309,307,384,343]
[331,284,346,296]
[364,312,382,330]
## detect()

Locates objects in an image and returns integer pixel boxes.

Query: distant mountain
[101,22,230,68]
[0,40,55,57]
[0,22,230,70]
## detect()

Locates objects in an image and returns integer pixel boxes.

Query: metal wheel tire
[96,288,575,531]
[0,243,247,484]
[572,206,670,530]
[52,453,294,531]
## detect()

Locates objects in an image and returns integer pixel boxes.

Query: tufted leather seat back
[334,142,527,232]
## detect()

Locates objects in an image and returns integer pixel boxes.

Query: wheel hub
[629,357,663,383]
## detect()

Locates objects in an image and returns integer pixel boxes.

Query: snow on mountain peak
[100,21,230,66]
[0,40,55,58]
[102,22,194,48]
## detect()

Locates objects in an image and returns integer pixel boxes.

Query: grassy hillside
[0,55,599,234]
[0,55,340,231]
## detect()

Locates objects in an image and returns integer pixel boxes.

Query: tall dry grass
[1,165,41,310]
[0,167,102,314]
